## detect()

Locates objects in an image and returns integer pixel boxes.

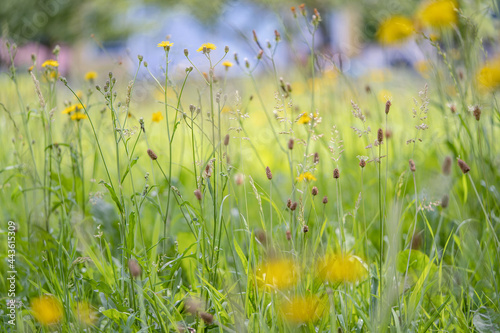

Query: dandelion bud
[111,77,116,85]
[359,159,366,168]
[275,30,281,42]
[139,118,145,133]
[299,3,306,16]
[314,152,320,164]
[333,168,340,179]
[59,76,67,85]
[128,259,141,278]
[288,138,294,150]
[377,128,383,144]
[252,30,258,42]
[409,159,416,172]
[441,194,449,208]
[52,45,60,56]
[290,202,298,211]
[473,105,481,121]
[286,83,292,93]
[194,189,202,200]
[265,166,272,180]
[385,100,392,114]
[144,61,148,67]
[457,158,470,174]
[108,71,113,79]
[286,230,292,240]
[137,55,143,62]
[225,45,229,53]
[266,41,272,49]
[224,134,230,146]
[365,85,371,93]
[245,58,250,68]
[200,312,213,325]
[287,198,292,209]
[291,6,297,17]
[322,196,328,204]
[303,225,309,233]
[234,52,239,64]
[449,104,456,113]
[442,156,452,175]
[257,50,264,60]
[147,149,158,160]
[311,186,318,196]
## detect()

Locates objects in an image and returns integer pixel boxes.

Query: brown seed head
[200,312,213,325]
[224,134,230,146]
[128,259,141,278]
[409,159,416,172]
[287,198,292,209]
[333,168,340,179]
[311,186,318,196]
[359,159,366,168]
[286,230,292,240]
[314,152,320,164]
[234,173,244,185]
[274,30,281,42]
[442,156,452,175]
[457,158,470,174]
[194,189,202,201]
[377,128,383,144]
[322,196,328,204]
[441,194,449,208]
[385,100,392,114]
[265,166,272,180]
[303,225,309,233]
[473,106,481,121]
[288,138,294,150]
[147,148,158,161]
[290,202,298,211]
[365,85,371,94]
[255,229,267,245]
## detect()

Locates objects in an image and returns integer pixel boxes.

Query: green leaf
[101,308,130,324]
[473,307,500,333]
[100,180,123,213]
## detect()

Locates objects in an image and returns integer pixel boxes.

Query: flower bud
[147,149,157,160]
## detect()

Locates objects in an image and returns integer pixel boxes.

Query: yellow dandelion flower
[28,65,34,72]
[414,60,431,78]
[62,105,76,114]
[42,59,59,68]
[316,254,367,283]
[222,61,233,68]
[197,43,216,52]
[157,41,173,48]
[256,258,297,290]
[418,0,458,28]
[75,302,97,326]
[477,57,500,91]
[31,295,63,326]
[377,16,414,45]
[152,111,164,122]
[280,295,326,324]
[71,112,88,121]
[296,171,316,182]
[84,71,97,81]
[297,113,311,124]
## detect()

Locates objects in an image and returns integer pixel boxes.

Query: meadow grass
[1,3,500,332]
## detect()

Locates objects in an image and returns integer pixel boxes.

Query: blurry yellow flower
[75,302,97,326]
[477,57,500,91]
[297,171,316,182]
[221,106,232,113]
[42,59,59,68]
[31,295,63,326]
[197,43,216,52]
[222,61,233,68]
[418,0,458,28]
[256,258,297,289]
[152,111,164,122]
[377,16,414,45]
[378,89,393,103]
[297,113,311,124]
[62,104,85,114]
[71,112,88,121]
[84,71,97,81]
[280,295,325,324]
[316,254,367,283]
[28,65,34,72]
[414,60,431,78]
[157,41,173,48]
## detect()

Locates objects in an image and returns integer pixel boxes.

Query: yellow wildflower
[297,113,311,124]
[197,43,216,52]
[42,59,59,68]
[414,60,431,78]
[222,61,233,68]
[316,254,367,283]
[84,71,97,81]
[157,41,173,48]
[477,57,500,91]
[75,302,97,326]
[62,104,85,114]
[418,0,458,28]
[280,295,325,324]
[377,16,414,45]
[256,258,297,289]
[71,112,88,121]
[297,171,316,182]
[152,111,164,122]
[221,106,232,113]
[31,295,63,326]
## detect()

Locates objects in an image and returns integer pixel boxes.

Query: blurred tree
[0,0,133,45]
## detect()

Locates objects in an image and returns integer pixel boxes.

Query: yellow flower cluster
[84,71,98,81]
[157,41,173,48]
[31,295,63,326]
[256,258,297,289]
[152,111,164,122]
[42,59,59,68]
[377,16,414,45]
[418,0,458,28]
[197,43,216,52]
[477,57,500,91]
[316,254,367,283]
[297,171,316,182]
[280,295,326,324]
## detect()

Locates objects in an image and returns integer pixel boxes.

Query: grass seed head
[200,312,214,325]
[409,159,416,172]
[266,166,273,180]
[128,260,141,278]
[322,196,328,204]
[441,194,449,208]
[224,134,230,146]
[333,168,340,179]
[194,189,202,201]
[377,128,383,144]
[457,158,470,174]
[311,186,318,196]
[385,100,392,114]
[147,149,157,161]
[288,138,294,150]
